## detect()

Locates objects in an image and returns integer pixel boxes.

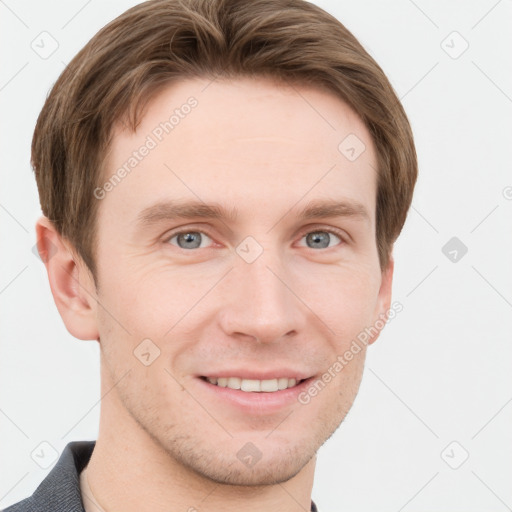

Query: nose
[217,251,305,344]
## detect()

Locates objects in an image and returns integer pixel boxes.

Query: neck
[84,362,316,512]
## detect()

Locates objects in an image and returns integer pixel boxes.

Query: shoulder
[2,441,95,512]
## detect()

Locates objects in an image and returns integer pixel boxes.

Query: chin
[181,445,316,486]
[151,428,318,486]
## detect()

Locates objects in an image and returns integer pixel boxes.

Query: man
[4,0,417,510]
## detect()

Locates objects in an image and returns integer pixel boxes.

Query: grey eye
[169,231,212,249]
[303,231,341,249]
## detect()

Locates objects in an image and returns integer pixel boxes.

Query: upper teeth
[206,377,299,392]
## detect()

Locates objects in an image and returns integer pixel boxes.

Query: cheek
[297,263,381,340]
[95,261,218,375]
[95,255,185,333]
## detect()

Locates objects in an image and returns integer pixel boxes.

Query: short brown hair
[32,0,417,283]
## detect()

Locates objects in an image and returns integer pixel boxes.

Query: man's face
[90,77,392,485]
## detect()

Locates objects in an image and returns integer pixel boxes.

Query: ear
[35,216,99,341]
[367,254,394,346]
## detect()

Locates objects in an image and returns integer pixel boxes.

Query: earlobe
[367,255,394,346]
[35,216,99,341]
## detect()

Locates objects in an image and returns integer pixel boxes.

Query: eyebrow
[135,197,370,228]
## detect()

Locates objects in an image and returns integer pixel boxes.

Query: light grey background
[1,1,511,510]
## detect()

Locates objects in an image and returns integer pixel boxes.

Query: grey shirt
[3,441,319,512]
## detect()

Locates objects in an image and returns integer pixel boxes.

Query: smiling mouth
[199,376,306,393]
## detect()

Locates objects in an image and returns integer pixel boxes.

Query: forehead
[100,76,378,228]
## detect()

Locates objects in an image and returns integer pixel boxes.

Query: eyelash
[163,226,348,250]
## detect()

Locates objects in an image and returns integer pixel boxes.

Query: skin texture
[37,76,394,512]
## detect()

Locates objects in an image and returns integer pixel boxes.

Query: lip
[198,368,312,381]
[194,374,316,415]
